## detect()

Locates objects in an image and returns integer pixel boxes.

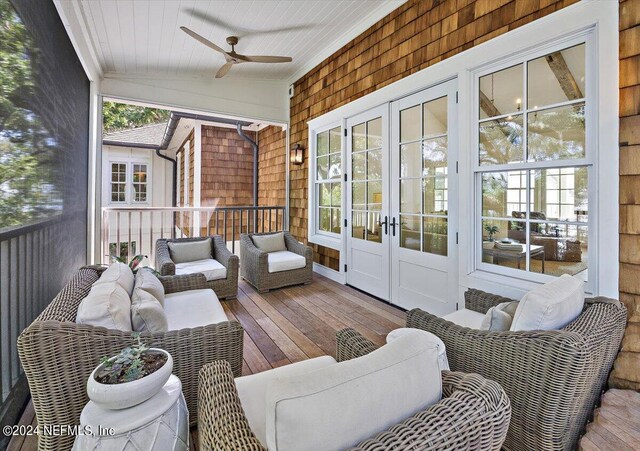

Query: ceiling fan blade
[180,26,227,55]
[242,55,292,63]
[187,9,314,38]
[215,62,234,78]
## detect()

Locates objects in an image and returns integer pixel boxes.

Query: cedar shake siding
[257,125,287,231]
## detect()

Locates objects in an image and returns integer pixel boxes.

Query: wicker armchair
[156,235,239,299]
[240,231,313,293]
[17,266,244,451]
[197,328,511,451]
[406,289,627,451]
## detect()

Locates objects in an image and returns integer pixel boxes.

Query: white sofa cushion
[252,232,286,253]
[168,238,212,264]
[163,288,227,330]
[134,268,165,306]
[511,274,585,331]
[94,262,135,297]
[236,356,337,447]
[76,281,132,331]
[386,328,449,370]
[264,332,442,451]
[267,251,306,273]
[175,258,227,281]
[442,308,485,329]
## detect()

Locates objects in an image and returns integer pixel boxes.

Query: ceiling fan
[180,26,293,78]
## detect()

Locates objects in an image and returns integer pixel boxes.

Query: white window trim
[183,142,190,206]
[106,159,152,206]
[304,1,617,299]
[176,152,182,206]
[308,121,344,250]
[472,31,596,292]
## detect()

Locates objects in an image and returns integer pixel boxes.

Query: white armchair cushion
[267,251,306,273]
[252,232,286,253]
[442,308,485,329]
[265,332,441,451]
[168,238,212,264]
[94,262,135,297]
[386,328,449,370]
[134,268,165,306]
[511,274,585,331]
[175,258,227,281]
[163,289,227,330]
[235,356,337,447]
[76,281,132,331]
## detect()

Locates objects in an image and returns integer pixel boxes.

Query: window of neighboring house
[132,163,148,202]
[111,162,127,202]
[315,126,342,236]
[477,40,591,282]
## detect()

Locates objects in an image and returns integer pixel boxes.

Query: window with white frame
[477,39,591,282]
[132,163,148,202]
[110,163,127,202]
[315,126,342,236]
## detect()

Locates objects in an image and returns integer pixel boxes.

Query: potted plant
[87,333,173,410]
[111,254,159,275]
[483,224,499,249]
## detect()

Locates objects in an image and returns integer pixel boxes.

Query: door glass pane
[367,212,383,243]
[352,211,367,239]
[400,105,421,142]
[400,179,422,214]
[479,115,524,165]
[319,207,331,231]
[367,181,382,210]
[400,215,421,250]
[528,44,585,109]
[423,217,447,256]
[352,123,366,151]
[317,156,329,179]
[527,103,585,161]
[329,153,342,178]
[367,118,382,148]
[353,153,366,180]
[423,97,447,137]
[317,131,329,156]
[400,142,421,178]
[319,183,331,206]
[424,177,447,214]
[479,64,523,119]
[367,150,382,179]
[331,183,342,207]
[423,137,448,175]
[329,127,342,152]
[352,182,366,209]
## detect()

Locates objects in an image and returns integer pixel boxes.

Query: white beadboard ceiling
[77,0,406,81]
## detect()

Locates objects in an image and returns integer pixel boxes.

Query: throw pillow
[131,282,168,333]
[168,238,212,264]
[511,274,584,331]
[134,268,165,306]
[76,280,132,331]
[481,306,513,331]
[94,262,135,297]
[386,327,449,370]
[251,232,286,253]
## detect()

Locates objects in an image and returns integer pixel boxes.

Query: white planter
[482,241,495,250]
[87,348,173,410]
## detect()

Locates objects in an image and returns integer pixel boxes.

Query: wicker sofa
[156,235,239,299]
[197,328,511,451]
[17,266,244,451]
[240,231,313,293]
[406,289,627,451]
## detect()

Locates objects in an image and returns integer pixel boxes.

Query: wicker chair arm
[155,239,176,276]
[240,233,269,276]
[158,273,208,294]
[336,328,380,362]
[284,232,312,260]
[198,361,266,451]
[465,289,517,314]
[212,235,238,269]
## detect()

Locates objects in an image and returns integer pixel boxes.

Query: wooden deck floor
[8,273,406,451]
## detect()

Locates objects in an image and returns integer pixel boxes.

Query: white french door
[346,105,390,300]
[390,79,458,314]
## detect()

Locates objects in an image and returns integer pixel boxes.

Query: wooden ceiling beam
[479,90,502,118]
[545,51,584,100]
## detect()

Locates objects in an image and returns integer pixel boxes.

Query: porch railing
[101,206,287,265]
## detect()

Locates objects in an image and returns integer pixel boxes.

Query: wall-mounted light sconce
[291,143,304,165]
[516,98,522,111]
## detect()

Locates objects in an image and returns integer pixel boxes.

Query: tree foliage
[103,101,170,133]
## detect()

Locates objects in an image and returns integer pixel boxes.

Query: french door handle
[390,217,398,236]
[378,216,388,235]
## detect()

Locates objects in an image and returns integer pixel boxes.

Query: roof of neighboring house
[103,122,167,148]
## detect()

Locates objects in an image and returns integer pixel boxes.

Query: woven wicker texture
[156,235,239,299]
[197,328,510,451]
[406,289,628,451]
[239,232,313,293]
[17,266,244,451]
